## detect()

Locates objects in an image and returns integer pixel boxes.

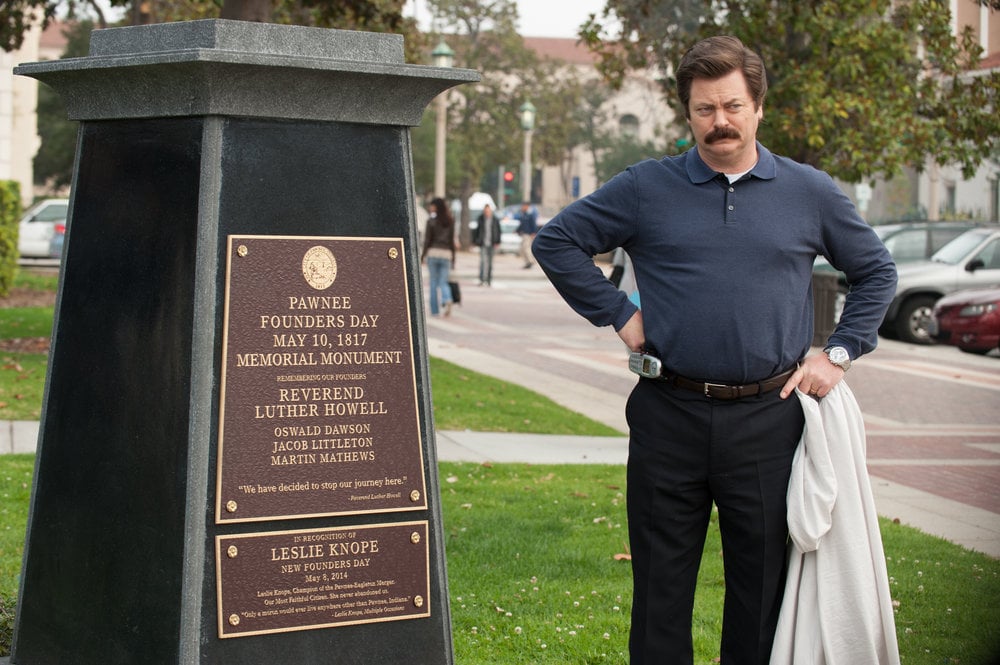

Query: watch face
[828,347,850,366]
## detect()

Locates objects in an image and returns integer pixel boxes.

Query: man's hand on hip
[780,352,845,399]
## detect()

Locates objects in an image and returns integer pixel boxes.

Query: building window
[619,114,639,138]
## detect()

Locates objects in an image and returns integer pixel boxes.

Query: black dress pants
[625,378,805,665]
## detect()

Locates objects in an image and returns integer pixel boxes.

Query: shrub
[0,182,22,298]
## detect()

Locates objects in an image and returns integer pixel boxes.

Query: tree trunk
[220,0,273,22]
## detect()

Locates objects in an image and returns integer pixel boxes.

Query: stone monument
[10,19,477,664]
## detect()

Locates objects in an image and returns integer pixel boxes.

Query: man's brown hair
[676,36,767,118]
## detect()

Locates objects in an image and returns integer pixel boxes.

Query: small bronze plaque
[216,521,430,638]
[216,236,426,522]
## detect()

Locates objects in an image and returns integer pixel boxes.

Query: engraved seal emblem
[302,246,337,290]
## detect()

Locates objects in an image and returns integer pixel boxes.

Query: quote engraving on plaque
[216,236,427,523]
[216,521,430,637]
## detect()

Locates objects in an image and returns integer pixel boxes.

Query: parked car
[18,198,69,258]
[813,220,984,326]
[882,227,1000,344]
[930,287,1000,355]
[48,221,67,259]
[813,220,982,276]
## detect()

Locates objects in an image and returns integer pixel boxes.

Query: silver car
[18,199,69,258]
[882,227,1000,344]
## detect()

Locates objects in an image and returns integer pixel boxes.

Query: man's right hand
[617,310,645,352]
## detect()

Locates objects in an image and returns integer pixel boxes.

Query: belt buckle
[703,382,730,398]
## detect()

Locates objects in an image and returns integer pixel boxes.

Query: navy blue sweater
[532,144,897,384]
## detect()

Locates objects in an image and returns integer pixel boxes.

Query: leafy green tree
[411,105,462,198]
[33,20,92,193]
[595,134,664,186]
[580,0,1000,183]
[564,80,616,189]
[424,0,586,246]
[517,59,588,203]
[2,0,427,61]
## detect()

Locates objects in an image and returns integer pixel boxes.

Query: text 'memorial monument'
[11,19,478,664]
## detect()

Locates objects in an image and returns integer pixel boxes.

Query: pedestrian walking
[532,35,897,665]
[420,197,456,317]
[515,201,538,269]
[473,203,502,286]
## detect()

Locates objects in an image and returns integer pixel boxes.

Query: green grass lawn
[0,353,49,421]
[441,462,1000,665]
[428,356,622,435]
[0,270,56,421]
[1,455,997,663]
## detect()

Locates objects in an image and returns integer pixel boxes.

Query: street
[426,249,1000,555]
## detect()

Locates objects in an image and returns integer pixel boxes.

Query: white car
[882,227,1000,344]
[18,199,69,258]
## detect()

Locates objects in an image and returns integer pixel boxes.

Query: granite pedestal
[11,20,477,664]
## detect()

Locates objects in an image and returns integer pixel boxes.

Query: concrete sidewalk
[1,422,630,464]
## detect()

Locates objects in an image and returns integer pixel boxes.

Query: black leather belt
[658,367,796,400]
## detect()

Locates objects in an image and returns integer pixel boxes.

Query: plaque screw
[227,545,238,559]
[226,500,238,513]
[229,614,240,626]
[409,490,421,502]
[410,531,421,545]
[388,247,399,260]
[414,596,424,608]
[237,245,248,257]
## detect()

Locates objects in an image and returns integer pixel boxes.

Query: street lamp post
[519,100,536,203]
[432,40,454,198]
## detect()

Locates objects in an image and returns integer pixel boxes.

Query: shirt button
[729,187,734,192]
[728,205,734,211]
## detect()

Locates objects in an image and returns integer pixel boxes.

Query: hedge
[0,181,21,297]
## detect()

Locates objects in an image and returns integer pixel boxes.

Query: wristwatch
[824,346,851,372]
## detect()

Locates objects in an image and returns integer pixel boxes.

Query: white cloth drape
[769,383,900,665]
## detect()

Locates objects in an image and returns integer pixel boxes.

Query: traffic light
[503,170,518,200]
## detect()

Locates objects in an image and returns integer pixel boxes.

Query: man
[532,36,896,665]
[473,203,501,285]
[515,201,538,268]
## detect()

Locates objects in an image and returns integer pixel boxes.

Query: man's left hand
[779,353,845,399]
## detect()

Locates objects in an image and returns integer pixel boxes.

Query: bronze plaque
[216,236,426,523]
[216,521,430,638]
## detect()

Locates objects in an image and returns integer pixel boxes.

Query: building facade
[1,20,43,207]
[524,37,675,214]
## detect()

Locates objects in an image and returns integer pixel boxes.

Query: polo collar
[685,142,777,184]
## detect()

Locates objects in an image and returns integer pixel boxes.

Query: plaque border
[215,234,427,523]
[215,520,431,638]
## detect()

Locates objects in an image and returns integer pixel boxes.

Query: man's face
[687,69,763,172]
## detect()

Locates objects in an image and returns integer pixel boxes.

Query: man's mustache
[704,127,740,143]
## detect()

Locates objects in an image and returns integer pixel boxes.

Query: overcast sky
[405,0,609,38]
[88,0,609,40]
